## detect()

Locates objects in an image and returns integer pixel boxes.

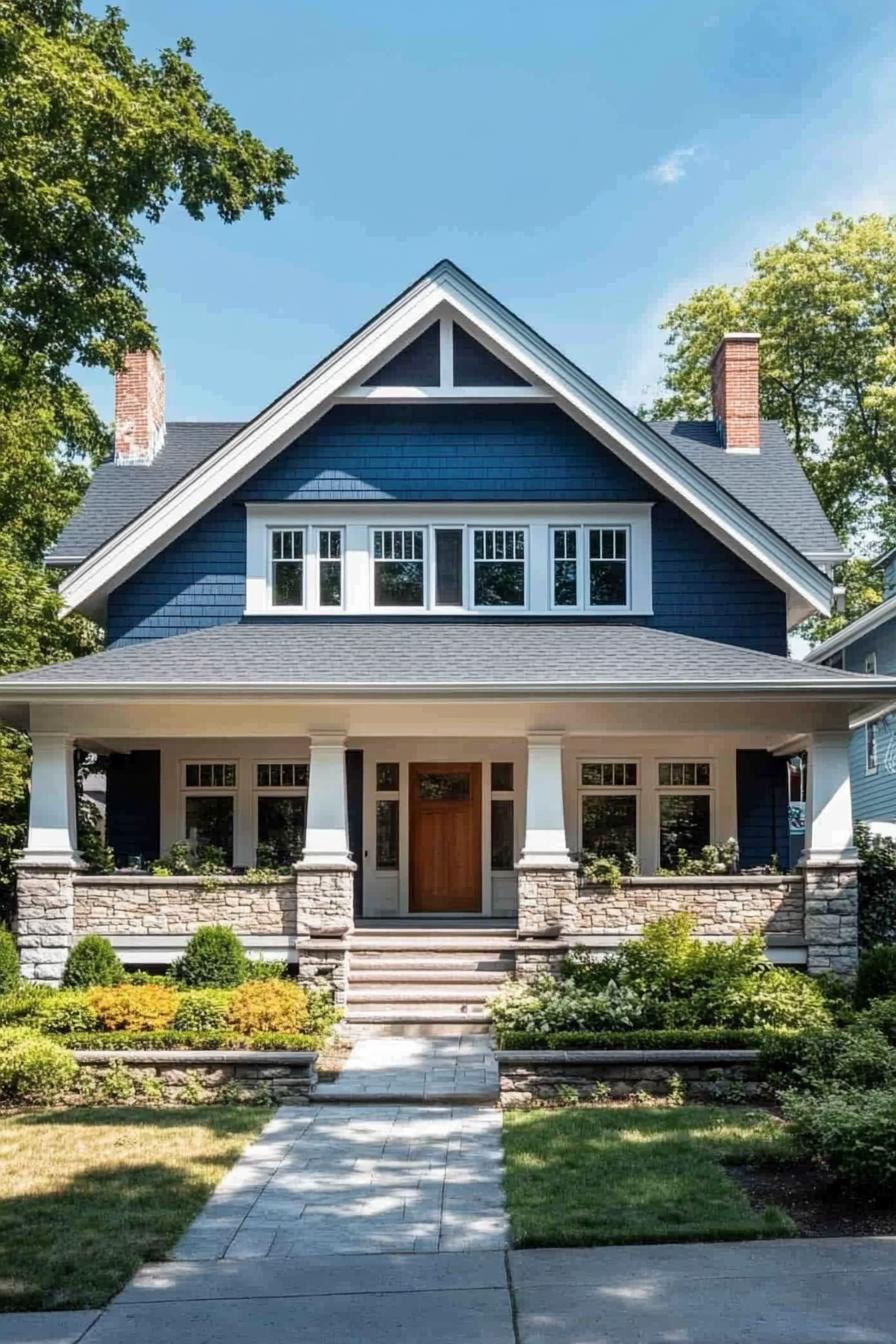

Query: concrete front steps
[343,929,517,1036]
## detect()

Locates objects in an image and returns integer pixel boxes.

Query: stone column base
[802,860,859,977]
[15,865,76,985]
[294,863,355,937]
[516,865,579,936]
[296,942,349,1008]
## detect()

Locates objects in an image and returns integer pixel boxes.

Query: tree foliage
[645,214,896,643]
[0,1,297,920]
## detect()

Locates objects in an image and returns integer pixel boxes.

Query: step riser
[339,1021,491,1038]
[348,989,494,1004]
[351,971,506,984]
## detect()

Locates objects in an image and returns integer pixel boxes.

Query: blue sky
[79,0,896,424]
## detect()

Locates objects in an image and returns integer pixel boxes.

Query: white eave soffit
[57,261,832,620]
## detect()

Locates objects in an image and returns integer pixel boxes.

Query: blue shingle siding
[452,326,529,387]
[104,402,785,653]
[736,749,790,870]
[363,323,440,387]
[106,750,161,864]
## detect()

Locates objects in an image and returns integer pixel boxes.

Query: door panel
[410,763,481,912]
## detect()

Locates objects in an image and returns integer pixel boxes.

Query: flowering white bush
[489,976,645,1035]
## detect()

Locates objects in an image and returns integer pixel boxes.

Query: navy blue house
[1,262,889,1003]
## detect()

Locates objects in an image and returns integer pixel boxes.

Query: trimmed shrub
[855,945,896,1008]
[0,983,54,1026]
[784,1087,896,1192]
[226,979,309,1034]
[0,1035,79,1103]
[245,959,287,981]
[38,991,101,1034]
[494,1027,771,1051]
[172,925,249,988]
[62,935,124,989]
[693,968,831,1031]
[858,997,896,1045]
[304,987,342,1040]
[0,1025,42,1051]
[60,1029,320,1050]
[760,1025,896,1092]
[87,983,178,1032]
[0,930,19,994]
[172,990,231,1030]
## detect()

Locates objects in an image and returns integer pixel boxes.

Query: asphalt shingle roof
[47,416,839,569]
[0,621,881,692]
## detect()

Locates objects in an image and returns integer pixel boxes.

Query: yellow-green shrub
[87,983,178,1032]
[226,979,309,1034]
[172,989,232,1030]
[0,1036,79,1103]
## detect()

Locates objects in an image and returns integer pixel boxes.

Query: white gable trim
[58,262,832,622]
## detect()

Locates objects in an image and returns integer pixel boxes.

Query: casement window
[867,721,880,775]
[579,761,639,862]
[372,529,425,607]
[588,527,628,607]
[865,652,878,675]
[375,762,400,868]
[657,761,713,868]
[182,761,237,865]
[254,761,308,866]
[318,529,344,607]
[490,762,515,871]
[270,529,305,607]
[434,528,464,606]
[472,528,526,607]
[552,529,578,607]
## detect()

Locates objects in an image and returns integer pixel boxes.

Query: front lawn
[0,1105,268,1311]
[503,1104,796,1248]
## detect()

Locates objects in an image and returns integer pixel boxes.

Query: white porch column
[21,733,83,867]
[298,732,353,867]
[801,731,856,863]
[519,732,573,867]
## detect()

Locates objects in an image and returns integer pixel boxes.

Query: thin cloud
[647,146,700,185]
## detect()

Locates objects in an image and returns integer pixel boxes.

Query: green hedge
[495,1027,772,1051]
[60,1029,321,1051]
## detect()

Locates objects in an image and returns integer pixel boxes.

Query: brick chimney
[114,350,166,464]
[710,332,760,453]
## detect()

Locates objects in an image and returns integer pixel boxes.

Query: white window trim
[549,525,632,614]
[489,762,516,874]
[315,527,346,612]
[577,758,641,856]
[866,721,880,776]
[865,652,878,675]
[470,526,529,612]
[656,758,717,863]
[245,503,653,617]
[252,758,309,860]
[268,526,307,614]
[179,757,238,855]
[374,760,401,872]
[369,526,429,614]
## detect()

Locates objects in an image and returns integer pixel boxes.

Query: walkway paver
[314,1034,499,1102]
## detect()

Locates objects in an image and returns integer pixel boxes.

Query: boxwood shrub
[172,925,249,988]
[0,930,19,994]
[495,1027,771,1051]
[60,1029,320,1051]
[62,935,124,988]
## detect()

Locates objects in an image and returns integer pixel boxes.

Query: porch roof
[0,620,893,704]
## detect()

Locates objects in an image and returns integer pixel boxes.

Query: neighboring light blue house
[806,550,896,836]
[0,261,891,1014]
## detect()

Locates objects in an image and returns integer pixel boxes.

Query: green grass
[503,1104,796,1248]
[0,1106,268,1311]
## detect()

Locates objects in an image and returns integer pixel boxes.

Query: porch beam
[297,732,354,867]
[519,731,574,868]
[20,733,84,868]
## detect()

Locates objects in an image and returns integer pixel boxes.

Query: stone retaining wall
[72,1049,317,1104]
[497,1049,763,1106]
[577,875,805,938]
[73,875,295,936]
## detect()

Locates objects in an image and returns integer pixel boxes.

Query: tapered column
[22,733,82,867]
[801,731,856,864]
[298,733,353,866]
[519,732,573,867]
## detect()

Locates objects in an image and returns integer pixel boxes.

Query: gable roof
[53,260,837,624]
[804,593,896,665]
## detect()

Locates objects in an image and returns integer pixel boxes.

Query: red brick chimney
[114,350,166,464]
[710,333,760,453]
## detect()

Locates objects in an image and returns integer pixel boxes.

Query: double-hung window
[182,761,237,865]
[372,529,425,607]
[318,529,343,607]
[255,762,308,866]
[865,652,878,676]
[588,527,628,607]
[657,761,713,868]
[472,528,526,607]
[552,529,578,607]
[579,761,639,863]
[271,529,305,607]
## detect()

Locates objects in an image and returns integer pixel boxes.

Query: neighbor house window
[270,529,305,607]
[490,762,515,871]
[254,761,308,866]
[867,720,880,775]
[318,529,343,607]
[865,652,878,675]
[658,761,712,868]
[375,762,399,868]
[821,650,845,670]
[579,761,639,862]
[373,529,425,607]
[472,528,526,607]
[588,528,628,607]
[182,761,237,865]
[552,529,578,607]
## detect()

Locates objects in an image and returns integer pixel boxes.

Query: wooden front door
[410,763,482,912]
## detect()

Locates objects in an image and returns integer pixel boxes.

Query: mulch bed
[731,1162,896,1238]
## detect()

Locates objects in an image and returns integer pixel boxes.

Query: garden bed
[730,1161,896,1239]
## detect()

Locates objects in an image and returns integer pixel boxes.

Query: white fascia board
[58,261,831,619]
[850,699,896,730]
[804,595,896,664]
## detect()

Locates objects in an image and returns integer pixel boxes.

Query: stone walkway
[314,1033,499,1102]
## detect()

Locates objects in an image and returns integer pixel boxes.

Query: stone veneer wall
[295,865,355,936]
[497,1050,763,1106]
[72,1050,317,1104]
[73,875,295,935]
[296,942,349,1007]
[803,862,859,975]
[15,866,76,985]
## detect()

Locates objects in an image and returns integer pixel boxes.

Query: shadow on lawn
[12,1103,267,1134]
